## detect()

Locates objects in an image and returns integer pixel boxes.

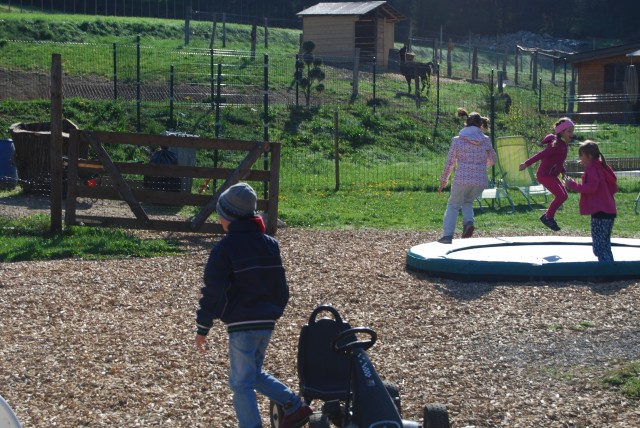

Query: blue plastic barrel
[0,139,18,190]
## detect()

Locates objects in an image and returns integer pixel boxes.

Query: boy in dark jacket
[194,182,311,428]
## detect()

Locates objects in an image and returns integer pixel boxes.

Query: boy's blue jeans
[228,329,301,428]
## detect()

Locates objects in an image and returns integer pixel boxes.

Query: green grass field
[1,9,639,247]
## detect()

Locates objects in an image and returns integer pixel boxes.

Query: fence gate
[64,129,281,235]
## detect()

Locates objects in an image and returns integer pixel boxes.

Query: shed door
[355,18,376,61]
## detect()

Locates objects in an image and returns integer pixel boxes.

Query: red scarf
[251,215,266,233]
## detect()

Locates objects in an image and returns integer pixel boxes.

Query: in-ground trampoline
[406,236,640,282]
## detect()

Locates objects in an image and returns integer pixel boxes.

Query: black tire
[383,380,402,417]
[423,403,450,428]
[308,412,330,428]
[269,400,284,428]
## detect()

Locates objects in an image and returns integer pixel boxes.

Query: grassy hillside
[1,10,638,235]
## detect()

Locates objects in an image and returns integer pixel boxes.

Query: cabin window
[603,63,627,93]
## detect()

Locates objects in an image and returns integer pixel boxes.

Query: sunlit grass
[0,214,182,262]
[603,361,640,400]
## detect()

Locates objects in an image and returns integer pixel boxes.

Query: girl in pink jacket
[438,108,497,244]
[565,141,618,262]
[519,117,574,231]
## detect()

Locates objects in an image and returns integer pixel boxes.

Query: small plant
[295,40,326,108]
[569,321,595,331]
[602,361,640,399]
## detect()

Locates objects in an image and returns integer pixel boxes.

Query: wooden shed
[297,1,405,68]
[564,42,640,123]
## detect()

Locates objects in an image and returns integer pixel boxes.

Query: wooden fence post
[264,17,269,49]
[352,48,360,100]
[50,53,63,235]
[447,39,453,78]
[502,48,508,80]
[184,6,191,45]
[472,47,479,81]
[514,47,519,85]
[532,51,538,90]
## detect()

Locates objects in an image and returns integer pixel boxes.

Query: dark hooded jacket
[196,217,289,335]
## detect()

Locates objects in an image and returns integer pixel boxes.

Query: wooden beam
[74,215,224,234]
[64,129,80,226]
[190,141,267,231]
[85,131,152,228]
[88,131,270,151]
[265,143,281,236]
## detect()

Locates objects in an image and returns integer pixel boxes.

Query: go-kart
[270,305,450,428]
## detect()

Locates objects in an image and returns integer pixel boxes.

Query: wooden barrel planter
[9,119,87,194]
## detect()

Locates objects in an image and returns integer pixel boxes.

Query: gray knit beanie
[216,182,257,222]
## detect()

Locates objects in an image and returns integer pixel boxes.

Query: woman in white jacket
[438,108,497,244]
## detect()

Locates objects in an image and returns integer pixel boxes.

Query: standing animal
[398,45,433,95]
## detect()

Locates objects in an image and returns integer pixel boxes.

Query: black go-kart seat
[297,305,354,402]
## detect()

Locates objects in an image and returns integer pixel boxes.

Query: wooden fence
[63,130,281,235]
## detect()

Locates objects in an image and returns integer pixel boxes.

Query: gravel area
[1,220,640,427]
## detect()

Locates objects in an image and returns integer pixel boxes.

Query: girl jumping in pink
[519,118,574,231]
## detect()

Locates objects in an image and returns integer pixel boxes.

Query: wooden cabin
[563,42,640,123]
[297,1,405,68]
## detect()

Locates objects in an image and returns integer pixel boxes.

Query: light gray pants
[442,184,486,237]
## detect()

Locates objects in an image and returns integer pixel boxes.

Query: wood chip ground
[1,201,639,427]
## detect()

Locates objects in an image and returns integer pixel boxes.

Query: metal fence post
[295,54,300,108]
[113,43,117,100]
[136,34,141,133]
[490,70,496,183]
[215,63,222,138]
[372,56,376,113]
[334,110,340,191]
[538,78,543,113]
[210,48,215,110]
[213,62,222,190]
[263,54,269,199]
[169,65,174,129]
[563,58,568,112]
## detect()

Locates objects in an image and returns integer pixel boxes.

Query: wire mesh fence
[1,39,639,200]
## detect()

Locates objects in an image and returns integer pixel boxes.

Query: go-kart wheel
[331,327,377,354]
[383,380,402,417]
[269,400,284,428]
[308,412,330,428]
[423,403,450,428]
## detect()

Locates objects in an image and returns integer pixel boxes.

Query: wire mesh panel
[0,40,638,199]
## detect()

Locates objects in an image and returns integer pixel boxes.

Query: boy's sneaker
[281,404,312,428]
[540,214,561,231]
[462,222,475,238]
[437,235,453,244]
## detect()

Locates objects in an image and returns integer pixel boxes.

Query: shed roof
[297,1,405,22]
[564,41,640,64]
